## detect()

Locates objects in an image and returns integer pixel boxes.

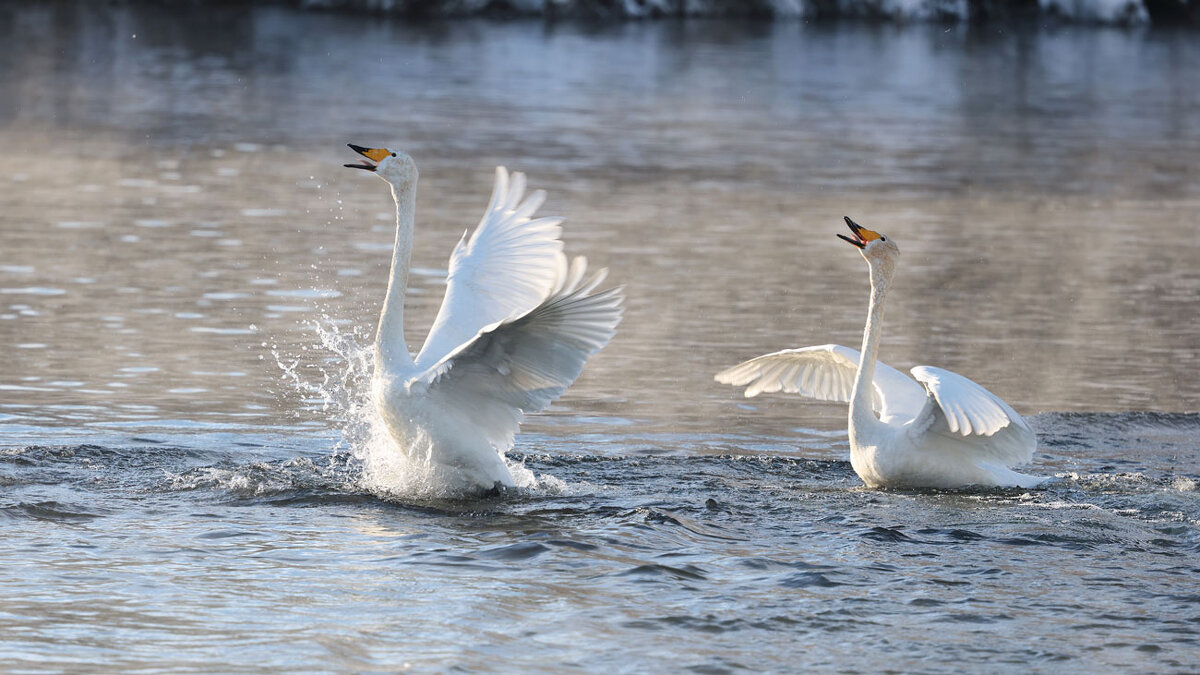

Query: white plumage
[415,168,569,372]
[345,146,622,492]
[716,218,1042,489]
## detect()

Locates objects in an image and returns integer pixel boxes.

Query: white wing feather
[414,167,568,371]
[409,258,623,450]
[909,366,1036,467]
[714,344,928,423]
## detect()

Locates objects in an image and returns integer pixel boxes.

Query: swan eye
[880,236,887,242]
[391,153,397,157]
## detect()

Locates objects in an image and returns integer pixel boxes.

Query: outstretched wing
[908,366,1036,467]
[714,344,928,423]
[415,167,568,371]
[408,258,623,450]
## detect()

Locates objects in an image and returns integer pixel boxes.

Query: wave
[4,411,1195,524]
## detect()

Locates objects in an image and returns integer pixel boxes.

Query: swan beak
[344,143,389,171]
[837,216,883,249]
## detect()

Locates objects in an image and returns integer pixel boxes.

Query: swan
[715,217,1042,489]
[344,144,623,492]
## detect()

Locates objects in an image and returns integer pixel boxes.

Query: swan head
[344,143,418,187]
[838,216,899,270]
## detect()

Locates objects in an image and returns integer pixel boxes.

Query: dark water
[3,415,1199,672]
[1,3,1199,672]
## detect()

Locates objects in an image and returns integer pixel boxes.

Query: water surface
[0,4,1198,672]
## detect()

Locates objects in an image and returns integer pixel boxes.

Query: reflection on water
[0,5,1198,439]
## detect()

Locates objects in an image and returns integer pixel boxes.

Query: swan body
[345,145,622,491]
[716,218,1042,490]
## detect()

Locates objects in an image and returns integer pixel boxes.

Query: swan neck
[850,262,893,433]
[375,179,417,373]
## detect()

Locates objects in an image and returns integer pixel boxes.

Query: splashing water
[272,314,548,500]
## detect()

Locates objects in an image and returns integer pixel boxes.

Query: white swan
[716,217,1042,489]
[344,144,623,492]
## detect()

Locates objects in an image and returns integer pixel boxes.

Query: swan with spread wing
[344,145,622,491]
[716,218,1042,489]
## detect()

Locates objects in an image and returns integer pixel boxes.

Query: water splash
[161,456,358,498]
[272,314,548,500]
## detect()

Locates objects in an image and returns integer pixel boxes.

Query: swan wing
[714,344,927,422]
[415,167,569,371]
[908,366,1036,466]
[407,258,622,449]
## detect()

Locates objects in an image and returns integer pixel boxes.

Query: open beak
[344,143,389,171]
[837,216,883,249]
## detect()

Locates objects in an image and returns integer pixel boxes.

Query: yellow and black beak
[837,216,884,249]
[344,143,390,171]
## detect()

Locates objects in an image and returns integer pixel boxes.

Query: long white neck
[375,179,417,375]
[848,261,893,438]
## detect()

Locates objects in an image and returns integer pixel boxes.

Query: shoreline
[114,0,1200,25]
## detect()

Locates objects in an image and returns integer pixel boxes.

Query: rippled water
[1,3,1198,672]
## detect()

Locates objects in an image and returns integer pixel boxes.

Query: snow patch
[299,0,1157,22]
